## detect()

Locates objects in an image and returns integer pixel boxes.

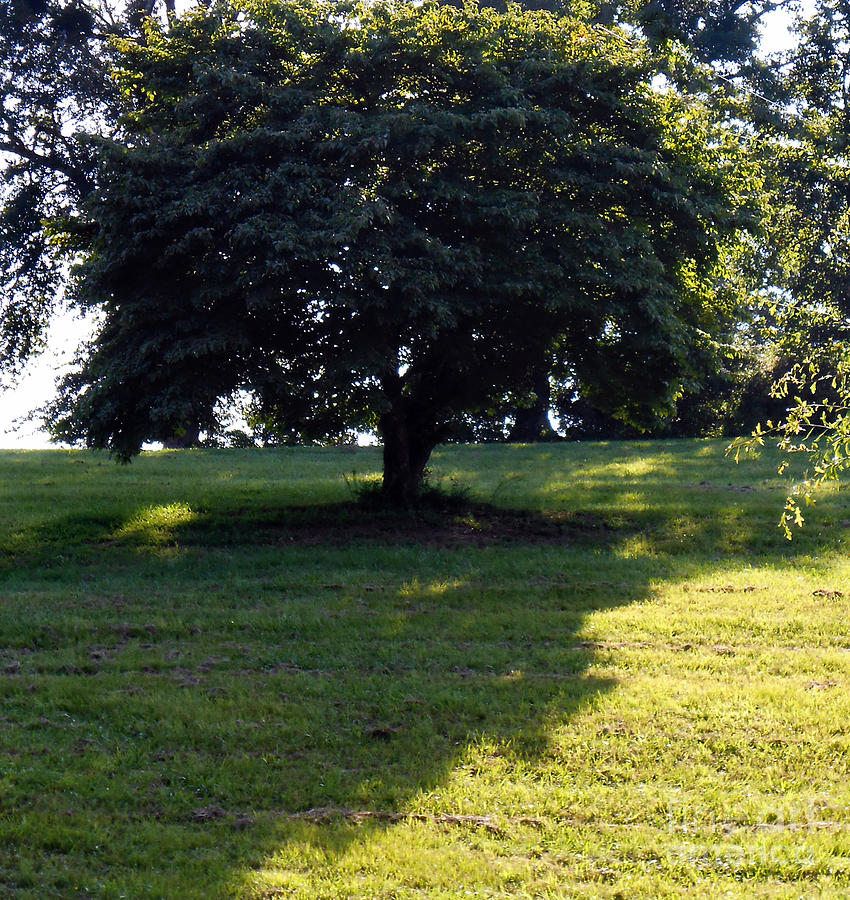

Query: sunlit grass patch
[111,501,197,546]
[398,576,469,598]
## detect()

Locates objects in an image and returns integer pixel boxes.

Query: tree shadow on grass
[0,503,653,899]
[1,488,776,560]
[0,496,634,576]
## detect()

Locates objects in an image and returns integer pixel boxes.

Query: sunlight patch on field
[615,533,659,558]
[399,577,469,599]
[112,502,197,545]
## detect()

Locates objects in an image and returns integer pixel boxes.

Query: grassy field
[2,439,850,898]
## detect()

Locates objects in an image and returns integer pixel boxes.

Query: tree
[637,0,790,65]
[0,0,107,372]
[49,0,747,502]
[726,0,850,535]
[0,0,775,380]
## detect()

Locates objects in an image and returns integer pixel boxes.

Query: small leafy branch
[728,354,850,539]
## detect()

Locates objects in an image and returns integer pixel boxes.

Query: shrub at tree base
[50,0,746,502]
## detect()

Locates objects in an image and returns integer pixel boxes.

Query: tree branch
[0,136,93,197]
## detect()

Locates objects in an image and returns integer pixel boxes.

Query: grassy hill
[2,440,850,898]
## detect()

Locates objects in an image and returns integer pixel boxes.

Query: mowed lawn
[2,440,850,898]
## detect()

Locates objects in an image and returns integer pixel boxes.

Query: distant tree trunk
[162,422,200,449]
[509,368,555,443]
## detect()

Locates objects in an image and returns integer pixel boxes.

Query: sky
[0,311,95,449]
[0,6,805,449]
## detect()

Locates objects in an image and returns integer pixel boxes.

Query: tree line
[1,0,849,504]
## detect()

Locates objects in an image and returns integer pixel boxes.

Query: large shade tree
[49,0,747,501]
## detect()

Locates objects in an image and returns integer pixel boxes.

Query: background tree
[726,0,850,534]
[0,0,106,372]
[637,0,790,64]
[0,0,187,378]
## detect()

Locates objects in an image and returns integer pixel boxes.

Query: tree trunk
[380,407,438,505]
[509,368,555,443]
[378,367,442,504]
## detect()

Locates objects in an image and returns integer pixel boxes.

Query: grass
[2,439,850,897]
